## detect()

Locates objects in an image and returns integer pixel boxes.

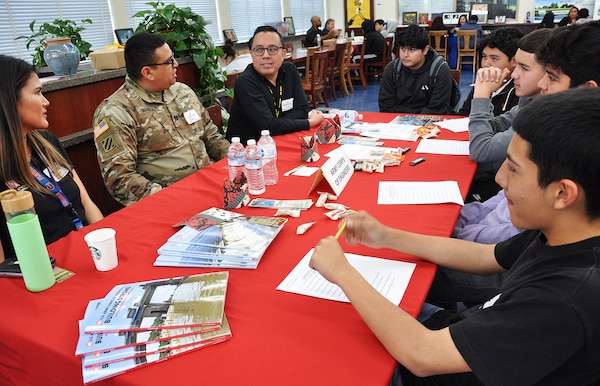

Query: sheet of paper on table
[378,180,465,205]
[277,249,416,305]
[325,144,398,160]
[348,122,417,141]
[438,117,469,133]
[415,139,470,155]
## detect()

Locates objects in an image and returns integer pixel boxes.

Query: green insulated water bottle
[0,190,55,292]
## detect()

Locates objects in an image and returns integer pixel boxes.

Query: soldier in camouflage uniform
[92,33,229,206]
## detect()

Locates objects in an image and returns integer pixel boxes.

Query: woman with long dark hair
[0,55,103,261]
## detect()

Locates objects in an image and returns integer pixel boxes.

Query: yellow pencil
[334,221,347,239]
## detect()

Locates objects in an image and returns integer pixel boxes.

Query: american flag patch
[93,120,109,138]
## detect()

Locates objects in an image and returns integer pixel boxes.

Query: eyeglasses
[251,45,284,56]
[143,55,176,67]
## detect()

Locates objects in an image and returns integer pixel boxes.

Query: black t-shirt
[1,130,87,260]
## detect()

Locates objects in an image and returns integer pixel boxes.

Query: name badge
[183,109,201,124]
[282,98,294,112]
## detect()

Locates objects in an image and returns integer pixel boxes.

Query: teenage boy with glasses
[92,33,230,206]
[227,25,324,144]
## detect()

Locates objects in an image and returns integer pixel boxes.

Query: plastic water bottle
[316,34,321,47]
[350,30,355,39]
[227,137,245,181]
[0,190,55,292]
[258,130,278,186]
[244,139,265,195]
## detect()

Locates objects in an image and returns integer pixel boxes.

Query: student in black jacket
[378,24,453,114]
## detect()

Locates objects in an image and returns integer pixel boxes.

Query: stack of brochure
[76,272,231,383]
[154,207,287,269]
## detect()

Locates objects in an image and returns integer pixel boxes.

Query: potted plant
[16,18,93,67]
[133,1,228,105]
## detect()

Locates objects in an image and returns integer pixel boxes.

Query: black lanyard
[268,79,283,117]
[29,164,84,231]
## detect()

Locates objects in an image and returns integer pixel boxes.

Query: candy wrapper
[410,124,441,141]
[353,160,385,173]
[315,115,342,144]
[275,209,301,218]
[296,221,316,235]
[324,208,357,220]
[223,170,250,209]
[315,191,338,207]
[300,135,320,162]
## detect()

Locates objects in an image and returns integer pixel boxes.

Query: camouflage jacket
[92,77,229,206]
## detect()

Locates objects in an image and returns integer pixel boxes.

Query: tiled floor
[325,68,475,112]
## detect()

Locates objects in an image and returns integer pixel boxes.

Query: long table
[0,112,476,386]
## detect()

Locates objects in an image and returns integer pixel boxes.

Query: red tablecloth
[0,112,476,386]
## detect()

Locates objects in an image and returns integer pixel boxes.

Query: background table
[0,112,476,386]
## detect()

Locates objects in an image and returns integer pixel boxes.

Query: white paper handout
[325,144,397,160]
[378,180,465,205]
[415,139,470,155]
[353,123,417,141]
[277,249,416,305]
[438,117,470,133]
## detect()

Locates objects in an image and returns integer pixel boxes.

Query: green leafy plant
[134,1,227,104]
[16,19,93,67]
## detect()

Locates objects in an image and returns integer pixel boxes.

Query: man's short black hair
[248,25,283,49]
[124,33,168,80]
[397,24,429,50]
[513,87,600,219]
[479,27,523,60]
[536,21,600,88]
[517,28,551,54]
[469,14,479,22]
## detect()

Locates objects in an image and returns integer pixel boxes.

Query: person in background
[356,19,385,63]
[0,55,103,262]
[558,6,578,26]
[537,11,556,29]
[378,24,453,114]
[375,19,386,34]
[429,22,600,308]
[575,8,591,24]
[323,18,340,38]
[93,33,229,206]
[457,27,523,117]
[305,16,339,47]
[428,16,451,50]
[226,26,324,144]
[458,14,483,48]
[221,39,252,74]
[453,14,468,33]
[311,87,600,386]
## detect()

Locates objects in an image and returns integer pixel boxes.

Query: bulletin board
[345,0,374,28]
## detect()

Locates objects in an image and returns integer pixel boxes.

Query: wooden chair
[327,42,347,100]
[428,31,448,60]
[302,50,329,108]
[348,38,368,90]
[322,38,336,49]
[284,42,294,54]
[342,40,355,93]
[365,35,393,79]
[457,30,478,74]
[451,69,461,85]
[303,46,319,83]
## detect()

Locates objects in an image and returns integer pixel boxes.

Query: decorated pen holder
[300,135,320,162]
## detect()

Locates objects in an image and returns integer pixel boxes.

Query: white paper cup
[84,228,118,271]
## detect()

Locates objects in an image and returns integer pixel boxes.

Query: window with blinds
[125,1,220,44]
[0,0,112,62]
[289,1,326,34]
[226,0,283,42]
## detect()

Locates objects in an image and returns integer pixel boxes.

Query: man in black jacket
[378,25,453,114]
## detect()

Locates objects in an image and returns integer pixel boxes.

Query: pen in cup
[334,220,347,240]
